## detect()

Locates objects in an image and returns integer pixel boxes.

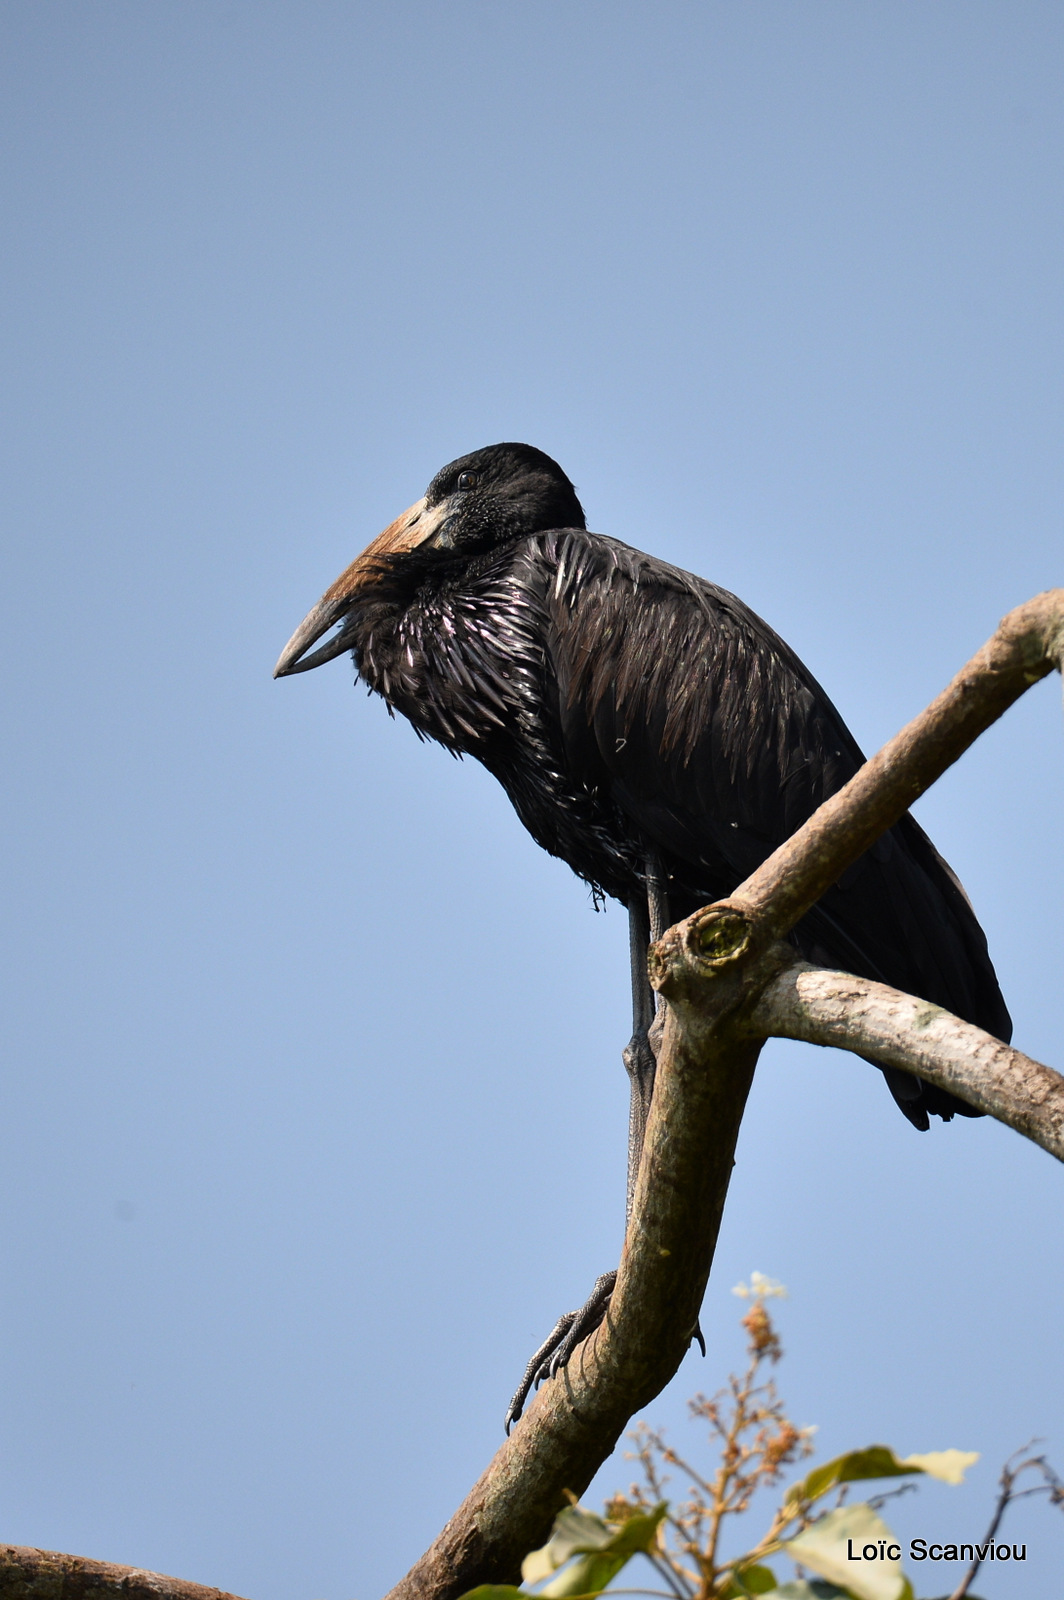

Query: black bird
[275,442,1011,1421]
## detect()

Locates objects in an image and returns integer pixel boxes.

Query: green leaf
[455,1588,526,1599]
[593,1503,668,1558]
[762,1583,859,1599]
[783,1504,913,1600]
[522,1507,613,1582]
[718,1562,780,1596]
[521,1502,667,1596]
[537,1553,624,1597]
[786,1448,917,1507]
[785,1443,975,1508]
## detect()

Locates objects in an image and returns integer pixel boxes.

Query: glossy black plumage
[276,443,1011,1129]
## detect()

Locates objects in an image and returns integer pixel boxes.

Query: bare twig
[948,1446,1064,1600]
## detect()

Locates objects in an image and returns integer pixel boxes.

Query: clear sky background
[1,5,1062,1597]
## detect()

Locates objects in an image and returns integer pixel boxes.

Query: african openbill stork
[274,442,1011,1425]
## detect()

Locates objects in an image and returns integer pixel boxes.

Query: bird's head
[273,443,586,677]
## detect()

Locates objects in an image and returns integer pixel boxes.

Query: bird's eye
[457,471,478,490]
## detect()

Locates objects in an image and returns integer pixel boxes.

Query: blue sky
[1,5,1062,1597]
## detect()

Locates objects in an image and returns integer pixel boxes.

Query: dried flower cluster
[604,1276,814,1597]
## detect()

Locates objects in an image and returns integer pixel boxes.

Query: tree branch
[728,587,1064,945]
[749,959,1064,1161]
[0,1546,249,1600]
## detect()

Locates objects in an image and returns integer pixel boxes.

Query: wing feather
[544,533,1010,1061]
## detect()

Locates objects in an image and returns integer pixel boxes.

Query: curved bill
[272,593,357,677]
[273,496,445,678]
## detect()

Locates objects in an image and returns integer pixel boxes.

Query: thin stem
[643,1548,693,1599]
[947,1462,1016,1600]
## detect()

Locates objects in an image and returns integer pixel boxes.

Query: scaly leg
[622,894,656,1222]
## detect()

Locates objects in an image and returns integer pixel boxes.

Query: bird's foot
[504,1270,617,1432]
[504,1278,707,1432]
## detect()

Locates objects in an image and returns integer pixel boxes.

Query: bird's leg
[622,855,670,1208]
[505,861,694,1433]
[640,861,704,1359]
[622,893,656,1224]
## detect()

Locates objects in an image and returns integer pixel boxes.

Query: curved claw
[504,1271,617,1433]
[546,1272,617,1378]
[505,1311,577,1434]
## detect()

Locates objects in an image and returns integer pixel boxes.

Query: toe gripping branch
[504,1273,705,1432]
[504,1272,616,1433]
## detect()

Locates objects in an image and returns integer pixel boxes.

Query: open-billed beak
[273,496,449,677]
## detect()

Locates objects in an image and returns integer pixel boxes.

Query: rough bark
[0,1547,248,1600]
